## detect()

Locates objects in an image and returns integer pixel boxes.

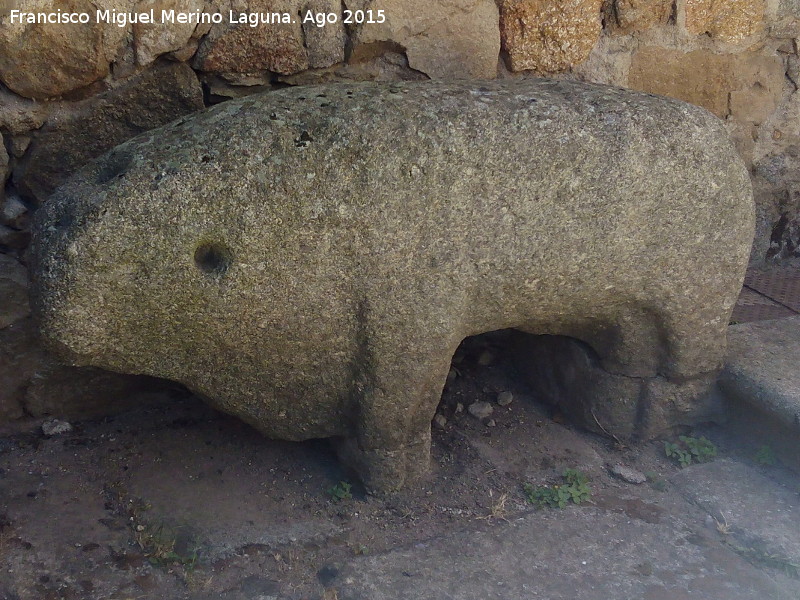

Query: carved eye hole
[194,242,232,276]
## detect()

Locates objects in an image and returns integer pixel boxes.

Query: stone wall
[1,0,798,423]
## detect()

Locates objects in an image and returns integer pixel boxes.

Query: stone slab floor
[2,325,800,600]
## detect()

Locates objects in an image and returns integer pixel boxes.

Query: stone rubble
[497,392,514,407]
[609,463,648,484]
[469,402,495,420]
[41,419,73,436]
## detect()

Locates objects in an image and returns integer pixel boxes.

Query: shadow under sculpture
[30,79,754,493]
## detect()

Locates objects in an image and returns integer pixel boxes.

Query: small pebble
[486,419,496,427]
[1,195,28,228]
[455,403,464,414]
[468,401,494,420]
[41,419,73,437]
[477,351,494,366]
[497,391,513,406]
[609,464,647,485]
[433,414,447,430]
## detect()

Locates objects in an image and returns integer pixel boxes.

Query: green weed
[665,436,717,468]
[327,481,352,502]
[645,471,667,491]
[134,522,200,570]
[754,445,777,466]
[524,469,591,509]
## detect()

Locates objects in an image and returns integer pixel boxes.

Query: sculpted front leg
[335,337,455,494]
[335,427,432,495]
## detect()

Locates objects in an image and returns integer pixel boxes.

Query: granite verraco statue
[30,79,754,492]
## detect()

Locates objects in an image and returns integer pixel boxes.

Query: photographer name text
[8,8,385,28]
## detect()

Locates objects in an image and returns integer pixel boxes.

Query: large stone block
[133,0,205,66]
[348,0,500,79]
[193,0,345,75]
[31,80,754,492]
[499,0,603,73]
[628,48,785,122]
[684,0,766,44]
[0,87,50,136]
[303,0,348,69]
[604,0,672,34]
[13,62,204,203]
[0,0,133,100]
[772,0,800,38]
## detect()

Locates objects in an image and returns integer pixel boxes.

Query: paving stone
[671,459,800,565]
[333,504,797,599]
[721,317,800,434]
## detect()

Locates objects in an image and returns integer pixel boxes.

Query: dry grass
[478,491,510,522]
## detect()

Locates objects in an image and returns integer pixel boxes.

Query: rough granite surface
[721,317,800,433]
[499,0,604,72]
[30,79,754,491]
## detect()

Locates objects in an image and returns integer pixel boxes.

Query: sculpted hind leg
[595,298,730,378]
[514,303,725,439]
[551,306,668,437]
[635,305,731,434]
[591,306,666,378]
[591,302,729,437]
[596,301,729,436]
[659,309,730,379]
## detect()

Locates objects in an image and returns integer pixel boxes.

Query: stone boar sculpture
[30,79,754,492]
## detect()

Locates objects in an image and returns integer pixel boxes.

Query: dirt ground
[2,334,800,600]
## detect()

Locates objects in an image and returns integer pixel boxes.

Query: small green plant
[664,442,692,467]
[645,471,667,492]
[102,483,200,572]
[754,445,777,466]
[524,469,591,509]
[134,522,200,570]
[665,436,717,468]
[327,481,352,502]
